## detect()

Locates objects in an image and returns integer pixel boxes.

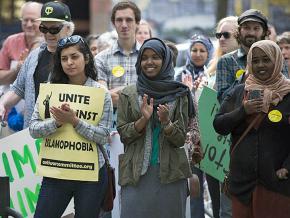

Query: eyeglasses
[20,18,38,24]
[58,35,84,47]
[39,24,64,35]
[215,32,231,39]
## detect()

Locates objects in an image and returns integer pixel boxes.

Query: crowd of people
[0,1,290,218]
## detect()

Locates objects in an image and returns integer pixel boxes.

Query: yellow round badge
[268,110,282,123]
[235,69,245,79]
[112,66,125,77]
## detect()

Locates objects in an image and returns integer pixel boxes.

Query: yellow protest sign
[37,83,105,181]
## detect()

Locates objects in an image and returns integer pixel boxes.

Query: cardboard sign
[197,86,230,181]
[37,84,105,181]
[0,129,73,217]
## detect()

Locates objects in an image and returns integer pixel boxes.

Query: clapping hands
[141,94,153,120]
[141,94,169,124]
[50,103,79,127]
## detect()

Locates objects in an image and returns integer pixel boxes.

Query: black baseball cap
[37,1,71,22]
[238,9,268,30]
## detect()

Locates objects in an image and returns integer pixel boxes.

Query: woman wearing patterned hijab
[214,40,290,218]
[117,38,194,218]
[175,34,214,98]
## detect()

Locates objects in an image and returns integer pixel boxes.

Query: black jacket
[213,84,290,205]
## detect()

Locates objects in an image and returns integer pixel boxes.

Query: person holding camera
[213,40,290,218]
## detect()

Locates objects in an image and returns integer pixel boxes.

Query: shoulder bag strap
[230,113,266,156]
[97,143,111,168]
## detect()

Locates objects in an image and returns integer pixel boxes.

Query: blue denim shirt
[11,44,46,128]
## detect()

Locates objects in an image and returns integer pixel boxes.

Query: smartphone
[248,89,262,100]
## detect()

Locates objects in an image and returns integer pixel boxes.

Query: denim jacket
[11,44,46,128]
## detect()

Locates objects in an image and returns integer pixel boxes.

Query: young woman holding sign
[29,35,113,218]
[213,40,290,218]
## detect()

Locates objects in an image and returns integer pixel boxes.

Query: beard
[240,35,261,48]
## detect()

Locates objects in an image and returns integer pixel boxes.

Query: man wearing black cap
[216,9,288,103]
[0,1,74,129]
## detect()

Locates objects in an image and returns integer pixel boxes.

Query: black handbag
[98,144,116,212]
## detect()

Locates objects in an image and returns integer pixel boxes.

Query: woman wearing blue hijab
[117,38,194,218]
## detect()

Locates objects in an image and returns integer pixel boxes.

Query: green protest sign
[0,129,73,218]
[197,86,230,182]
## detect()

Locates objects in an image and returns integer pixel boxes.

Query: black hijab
[136,38,195,118]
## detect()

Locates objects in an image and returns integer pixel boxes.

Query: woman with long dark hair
[29,35,113,217]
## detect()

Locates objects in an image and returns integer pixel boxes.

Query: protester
[0,1,74,129]
[29,35,113,217]
[214,40,290,218]
[95,0,141,108]
[0,1,43,137]
[175,34,214,100]
[0,1,43,86]
[117,38,194,218]
[136,19,152,44]
[206,16,239,89]
[216,9,288,103]
[86,34,100,56]
[277,31,290,76]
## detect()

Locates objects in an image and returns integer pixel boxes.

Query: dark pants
[190,167,220,218]
[206,174,220,218]
[190,166,205,218]
[34,165,107,218]
[232,184,290,218]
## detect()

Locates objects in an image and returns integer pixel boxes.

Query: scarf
[186,34,214,68]
[245,40,290,113]
[136,38,195,118]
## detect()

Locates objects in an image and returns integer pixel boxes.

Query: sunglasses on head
[39,24,63,35]
[58,35,84,48]
[191,34,211,42]
[215,32,231,39]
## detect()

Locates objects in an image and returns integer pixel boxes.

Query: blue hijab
[136,38,195,118]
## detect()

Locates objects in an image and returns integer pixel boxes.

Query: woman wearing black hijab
[117,38,194,218]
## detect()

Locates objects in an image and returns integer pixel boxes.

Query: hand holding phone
[248,89,263,100]
[244,89,264,114]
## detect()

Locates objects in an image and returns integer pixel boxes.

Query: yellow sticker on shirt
[268,110,282,123]
[112,65,125,77]
[235,69,245,79]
